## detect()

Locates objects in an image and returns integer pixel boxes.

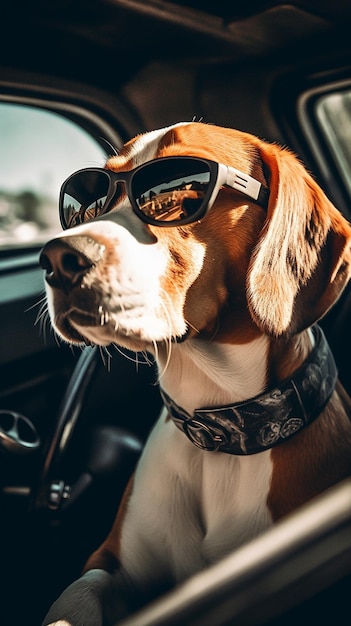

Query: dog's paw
[41,569,132,626]
[41,570,108,626]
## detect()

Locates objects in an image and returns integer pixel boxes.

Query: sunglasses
[59,156,270,230]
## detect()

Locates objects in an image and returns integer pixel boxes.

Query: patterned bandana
[160,325,338,455]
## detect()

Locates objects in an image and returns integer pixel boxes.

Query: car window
[0,103,107,251]
[315,89,351,198]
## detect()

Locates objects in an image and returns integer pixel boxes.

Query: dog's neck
[157,326,337,455]
[158,333,270,415]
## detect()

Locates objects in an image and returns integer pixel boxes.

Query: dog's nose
[39,235,104,292]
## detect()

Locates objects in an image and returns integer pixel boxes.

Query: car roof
[3,1,351,80]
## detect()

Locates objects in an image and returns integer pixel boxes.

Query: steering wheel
[0,409,41,455]
[31,346,143,515]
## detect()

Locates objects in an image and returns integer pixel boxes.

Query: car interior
[1,1,351,624]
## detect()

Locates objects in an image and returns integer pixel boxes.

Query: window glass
[315,90,351,197]
[0,103,107,250]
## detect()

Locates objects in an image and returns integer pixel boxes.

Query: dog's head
[40,122,351,350]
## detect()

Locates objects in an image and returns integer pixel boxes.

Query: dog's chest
[120,416,274,586]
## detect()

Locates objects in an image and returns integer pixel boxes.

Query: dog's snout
[40,235,103,292]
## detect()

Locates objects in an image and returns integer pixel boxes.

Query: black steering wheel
[31,346,143,516]
[0,409,41,455]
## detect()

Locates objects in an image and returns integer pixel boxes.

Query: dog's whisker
[26,294,68,350]
[156,288,183,378]
[141,350,154,366]
[41,314,50,343]
[152,339,159,368]
[29,297,53,344]
[98,345,106,367]
[98,345,112,371]
[25,294,47,313]
[111,343,150,367]
[27,297,50,336]
[98,345,107,367]
[36,314,46,341]
[185,319,200,334]
[34,303,47,319]
[53,330,62,348]
[34,305,48,326]
[157,345,172,378]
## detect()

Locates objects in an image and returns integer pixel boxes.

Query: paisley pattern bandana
[161,325,338,455]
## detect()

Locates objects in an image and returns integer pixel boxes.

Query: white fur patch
[119,409,273,589]
[111,122,191,169]
[158,334,269,413]
[53,219,193,346]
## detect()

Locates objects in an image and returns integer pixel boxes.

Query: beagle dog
[40,122,351,625]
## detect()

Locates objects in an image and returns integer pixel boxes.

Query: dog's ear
[247,143,351,336]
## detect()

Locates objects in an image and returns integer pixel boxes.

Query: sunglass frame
[59,156,269,230]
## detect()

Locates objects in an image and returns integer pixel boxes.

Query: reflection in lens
[62,170,110,227]
[64,193,108,227]
[137,188,206,222]
[134,160,210,223]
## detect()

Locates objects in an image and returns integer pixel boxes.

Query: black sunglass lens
[61,171,110,228]
[133,159,211,223]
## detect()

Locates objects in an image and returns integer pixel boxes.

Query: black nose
[39,235,104,292]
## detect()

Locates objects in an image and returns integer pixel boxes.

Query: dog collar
[161,325,338,455]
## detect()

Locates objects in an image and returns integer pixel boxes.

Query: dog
[40,121,351,625]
